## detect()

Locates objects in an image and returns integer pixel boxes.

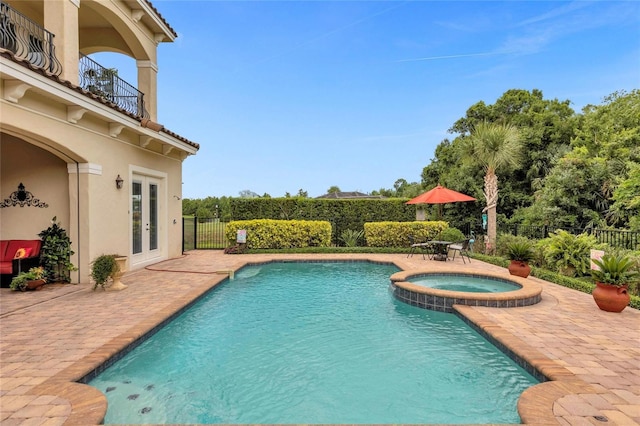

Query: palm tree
[461,121,522,253]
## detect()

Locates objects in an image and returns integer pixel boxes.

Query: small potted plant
[91,254,128,291]
[590,254,638,313]
[10,266,47,291]
[505,241,535,278]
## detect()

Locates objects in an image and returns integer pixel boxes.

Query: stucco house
[0,0,199,284]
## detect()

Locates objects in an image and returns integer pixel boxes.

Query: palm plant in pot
[590,254,638,313]
[505,240,535,278]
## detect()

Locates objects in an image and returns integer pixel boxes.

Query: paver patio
[1,251,638,425]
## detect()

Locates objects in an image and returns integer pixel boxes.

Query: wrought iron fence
[0,1,62,75]
[500,224,639,250]
[79,53,149,119]
[182,217,229,251]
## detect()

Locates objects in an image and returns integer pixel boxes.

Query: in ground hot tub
[390,269,542,313]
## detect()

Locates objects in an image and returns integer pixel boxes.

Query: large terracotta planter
[508,260,531,278]
[592,282,630,313]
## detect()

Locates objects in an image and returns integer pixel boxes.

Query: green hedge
[364,221,448,247]
[229,198,416,243]
[225,219,331,249]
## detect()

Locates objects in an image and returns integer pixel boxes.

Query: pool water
[90,262,537,424]
[409,274,521,293]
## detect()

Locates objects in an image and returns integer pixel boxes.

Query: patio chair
[448,239,471,264]
[408,235,432,259]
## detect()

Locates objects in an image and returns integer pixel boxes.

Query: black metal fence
[183,217,639,251]
[497,224,639,250]
[182,217,228,251]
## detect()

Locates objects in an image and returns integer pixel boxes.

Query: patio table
[428,240,452,261]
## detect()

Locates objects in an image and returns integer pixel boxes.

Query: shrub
[505,241,535,262]
[225,220,331,249]
[364,221,448,247]
[538,230,602,277]
[437,227,466,243]
[339,229,364,247]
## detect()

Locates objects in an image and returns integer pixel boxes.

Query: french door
[131,175,161,264]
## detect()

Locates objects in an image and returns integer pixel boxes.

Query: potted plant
[505,241,535,278]
[590,254,638,312]
[39,216,77,283]
[10,266,46,291]
[91,254,127,291]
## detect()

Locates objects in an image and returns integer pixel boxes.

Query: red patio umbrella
[406,185,476,219]
[406,185,476,205]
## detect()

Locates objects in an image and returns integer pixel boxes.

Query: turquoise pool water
[90,262,537,424]
[409,274,521,293]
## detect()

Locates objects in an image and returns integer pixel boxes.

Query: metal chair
[408,235,432,259]
[448,239,472,263]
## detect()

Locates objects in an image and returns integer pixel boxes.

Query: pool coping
[28,257,593,425]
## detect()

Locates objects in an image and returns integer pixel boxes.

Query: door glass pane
[132,181,142,254]
[149,183,158,251]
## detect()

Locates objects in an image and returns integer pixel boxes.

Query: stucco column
[44,0,79,85]
[137,60,158,120]
[68,163,100,284]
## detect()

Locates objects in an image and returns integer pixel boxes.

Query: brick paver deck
[1,251,638,425]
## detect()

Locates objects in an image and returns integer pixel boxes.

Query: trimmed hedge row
[365,221,449,247]
[225,219,332,249]
[229,198,416,242]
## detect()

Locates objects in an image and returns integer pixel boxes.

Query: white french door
[131,174,161,264]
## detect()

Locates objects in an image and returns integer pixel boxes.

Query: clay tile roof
[144,0,178,38]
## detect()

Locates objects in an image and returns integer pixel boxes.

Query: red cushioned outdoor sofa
[0,240,42,288]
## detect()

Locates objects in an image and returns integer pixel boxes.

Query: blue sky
[97,1,639,199]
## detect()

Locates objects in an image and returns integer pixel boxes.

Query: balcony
[79,54,149,119]
[0,1,62,75]
[1,1,149,120]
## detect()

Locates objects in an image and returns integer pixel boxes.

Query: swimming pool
[89,261,538,424]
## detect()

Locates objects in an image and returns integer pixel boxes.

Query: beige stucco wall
[1,94,185,283]
[1,0,195,284]
[0,136,71,240]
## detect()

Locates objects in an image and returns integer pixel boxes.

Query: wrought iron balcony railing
[79,54,150,119]
[0,1,62,76]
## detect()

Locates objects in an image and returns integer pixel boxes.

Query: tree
[327,186,341,194]
[461,121,522,252]
[238,190,259,198]
[296,189,308,198]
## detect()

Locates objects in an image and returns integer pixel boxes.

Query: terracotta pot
[24,279,45,291]
[508,260,531,278]
[592,282,630,313]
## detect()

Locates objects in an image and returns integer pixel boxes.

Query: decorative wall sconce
[115,175,124,189]
[0,182,49,208]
